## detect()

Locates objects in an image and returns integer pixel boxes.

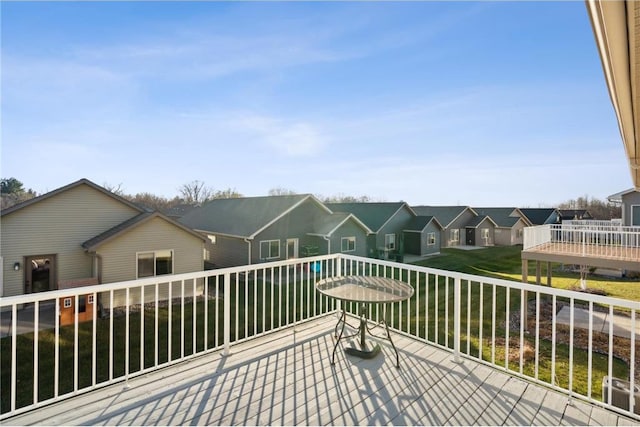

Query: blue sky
[1,1,630,207]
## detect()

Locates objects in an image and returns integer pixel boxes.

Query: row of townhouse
[2,178,634,300]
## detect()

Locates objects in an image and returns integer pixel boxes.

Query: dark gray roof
[410,206,475,228]
[325,202,412,232]
[83,211,205,251]
[472,207,521,228]
[1,178,145,217]
[403,216,442,232]
[558,209,593,220]
[163,203,200,219]
[519,208,559,225]
[309,212,372,236]
[179,194,327,238]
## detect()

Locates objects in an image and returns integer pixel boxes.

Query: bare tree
[557,194,621,220]
[268,187,298,196]
[103,182,125,196]
[213,188,243,199]
[178,180,214,204]
[320,193,373,203]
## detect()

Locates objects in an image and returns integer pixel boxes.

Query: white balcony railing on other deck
[0,254,638,421]
[523,224,640,261]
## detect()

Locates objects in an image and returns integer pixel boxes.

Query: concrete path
[0,303,57,338]
[556,306,640,339]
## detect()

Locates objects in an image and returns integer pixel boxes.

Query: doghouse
[58,278,99,326]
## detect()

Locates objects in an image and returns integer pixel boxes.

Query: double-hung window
[137,249,173,278]
[384,234,396,250]
[341,237,356,252]
[427,232,436,246]
[260,240,280,260]
[450,229,459,243]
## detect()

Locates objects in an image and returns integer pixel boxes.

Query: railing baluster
[33,301,39,405]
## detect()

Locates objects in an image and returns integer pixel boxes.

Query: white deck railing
[1,254,638,420]
[524,224,640,260]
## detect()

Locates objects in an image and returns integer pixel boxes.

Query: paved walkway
[556,306,640,339]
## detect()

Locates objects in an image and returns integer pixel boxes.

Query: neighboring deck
[5,316,638,426]
[522,241,640,270]
[522,224,640,270]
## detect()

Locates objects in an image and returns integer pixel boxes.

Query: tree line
[0,177,624,219]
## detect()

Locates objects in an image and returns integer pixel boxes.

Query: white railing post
[453,276,461,363]
[223,272,231,356]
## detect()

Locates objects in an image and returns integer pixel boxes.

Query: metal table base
[331,303,401,368]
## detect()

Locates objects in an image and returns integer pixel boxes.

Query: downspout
[323,235,331,254]
[244,238,252,265]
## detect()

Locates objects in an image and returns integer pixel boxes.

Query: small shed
[58,277,100,326]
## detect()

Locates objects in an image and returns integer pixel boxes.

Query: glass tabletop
[315,276,414,303]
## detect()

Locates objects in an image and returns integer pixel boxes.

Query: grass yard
[412,245,640,302]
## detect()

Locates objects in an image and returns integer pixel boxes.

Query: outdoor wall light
[13,262,20,271]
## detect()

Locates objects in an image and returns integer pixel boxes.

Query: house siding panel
[621,191,640,226]
[251,199,330,264]
[207,235,248,268]
[1,184,140,297]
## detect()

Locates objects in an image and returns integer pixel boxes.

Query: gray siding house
[472,207,531,246]
[325,202,441,259]
[411,206,478,248]
[0,179,205,299]
[609,189,640,226]
[179,195,371,268]
[464,215,497,247]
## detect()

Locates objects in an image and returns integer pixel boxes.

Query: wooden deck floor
[5,315,639,426]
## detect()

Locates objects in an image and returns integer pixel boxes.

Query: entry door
[286,239,299,259]
[24,254,57,293]
[466,229,475,246]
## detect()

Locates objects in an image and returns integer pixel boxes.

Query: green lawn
[411,246,640,302]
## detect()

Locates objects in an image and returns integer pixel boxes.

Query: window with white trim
[341,237,356,252]
[450,229,459,243]
[137,250,173,278]
[260,240,280,259]
[203,248,210,261]
[632,205,640,226]
[516,228,523,238]
[481,228,490,239]
[88,295,94,304]
[63,298,72,308]
[427,232,436,246]
[384,234,396,250]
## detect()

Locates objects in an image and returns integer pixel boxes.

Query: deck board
[4,315,639,426]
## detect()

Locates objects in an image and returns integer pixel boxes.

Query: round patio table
[315,275,414,368]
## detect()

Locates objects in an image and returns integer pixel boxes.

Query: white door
[286,238,299,259]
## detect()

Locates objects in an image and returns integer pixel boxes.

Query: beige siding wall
[1,184,140,297]
[97,217,204,284]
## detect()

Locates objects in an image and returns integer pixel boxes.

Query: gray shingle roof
[325,202,410,232]
[403,216,442,232]
[410,206,474,228]
[309,212,372,236]
[519,208,559,225]
[472,207,521,228]
[179,194,322,238]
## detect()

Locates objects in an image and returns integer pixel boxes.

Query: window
[481,228,490,239]
[63,298,72,308]
[203,248,210,261]
[341,237,356,252]
[450,229,459,243]
[260,240,280,260]
[384,234,396,250]
[516,228,523,238]
[632,205,640,226]
[88,295,94,304]
[137,250,173,278]
[427,232,436,246]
